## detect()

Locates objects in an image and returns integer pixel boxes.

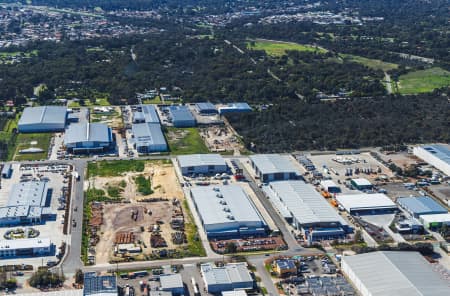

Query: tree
[224,242,237,254]
[29,270,65,289]
[74,269,84,285]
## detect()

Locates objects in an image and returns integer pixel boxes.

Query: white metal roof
[19,106,67,125]
[336,193,397,211]
[190,185,265,227]
[342,251,450,296]
[268,180,347,225]
[0,238,51,250]
[160,274,183,290]
[201,263,252,286]
[64,123,112,145]
[420,213,450,223]
[178,154,226,168]
[221,291,247,296]
[320,180,339,189]
[132,123,167,147]
[250,154,299,175]
[351,178,372,186]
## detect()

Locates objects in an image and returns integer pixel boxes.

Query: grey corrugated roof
[268,180,347,225]
[397,196,448,215]
[19,106,67,125]
[168,106,195,122]
[250,154,299,175]
[336,193,397,211]
[160,274,183,290]
[177,154,226,168]
[195,102,217,111]
[132,123,166,147]
[201,263,252,286]
[64,123,112,145]
[141,104,160,123]
[343,251,450,296]
[190,185,265,227]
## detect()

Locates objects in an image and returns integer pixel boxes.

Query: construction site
[200,125,244,154]
[84,160,192,265]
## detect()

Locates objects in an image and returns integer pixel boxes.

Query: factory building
[190,185,267,239]
[0,238,52,258]
[177,154,227,175]
[249,154,300,182]
[133,105,160,124]
[413,144,450,176]
[167,105,196,127]
[159,274,184,296]
[419,213,450,230]
[83,272,118,296]
[341,251,450,296]
[397,196,448,218]
[350,178,373,191]
[263,180,351,242]
[195,102,218,115]
[18,106,67,132]
[218,103,252,115]
[0,181,54,226]
[131,123,167,154]
[201,263,254,293]
[64,123,114,154]
[336,193,398,215]
[320,180,341,193]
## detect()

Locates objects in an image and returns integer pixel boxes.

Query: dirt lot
[200,126,244,154]
[91,106,123,129]
[90,162,187,264]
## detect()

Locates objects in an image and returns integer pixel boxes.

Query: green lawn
[247,40,327,56]
[398,67,450,94]
[13,133,52,161]
[134,175,153,195]
[88,160,146,177]
[182,200,206,257]
[341,54,398,72]
[166,127,209,155]
[143,96,162,104]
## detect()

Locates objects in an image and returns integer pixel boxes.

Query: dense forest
[227,91,450,152]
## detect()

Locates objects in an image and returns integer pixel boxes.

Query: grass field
[247,40,327,56]
[143,96,162,104]
[87,159,146,177]
[341,54,398,72]
[398,67,450,94]
[166,127,209,155]
[13,133,52,161]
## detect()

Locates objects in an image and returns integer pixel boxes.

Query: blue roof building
[195,102,218,114]
[397,196,448,218]
[218,103,252,115]
[83,272,118,296]
[167,106,196,127]
[133,105,160,124]
[132,123,167,154]
[413,144,450,176]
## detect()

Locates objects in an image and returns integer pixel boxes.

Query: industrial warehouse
[177,153,227,175]
[18,106,67,133]
[64,122,114,154]
[194,102,218,115]
[166,105,196,127]
[131,123,167,153]
[190,185,267,239]
[263,180,351,241]
[397,196,448,218]
[0,181,53,226]
[0,238,53,258]
[217,102,252,114]
[133,104,160,123]
[249,154,300,182]
[336,193,398,215]
[413,144,450,176]
[342,251,450,296]
[200,262,254,293]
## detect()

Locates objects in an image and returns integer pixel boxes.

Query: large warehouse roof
[0,238,51,250]
[336,193,397,212]
[19,106,67,125]
[64,123,112,145]
[268,180,347,225]
[132,123,166,147]
[250,154,299,175]
[178,154,226,168]
[140,104,160,123]
[201,263,253,287]
[397,196,447,216]
[168,105,195,122]
[342,251,450,296]
[413,144,450,176]
[418,144,450,164]
[195,102,217,113]
[190,185,265,226]
[420,213,450,224]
